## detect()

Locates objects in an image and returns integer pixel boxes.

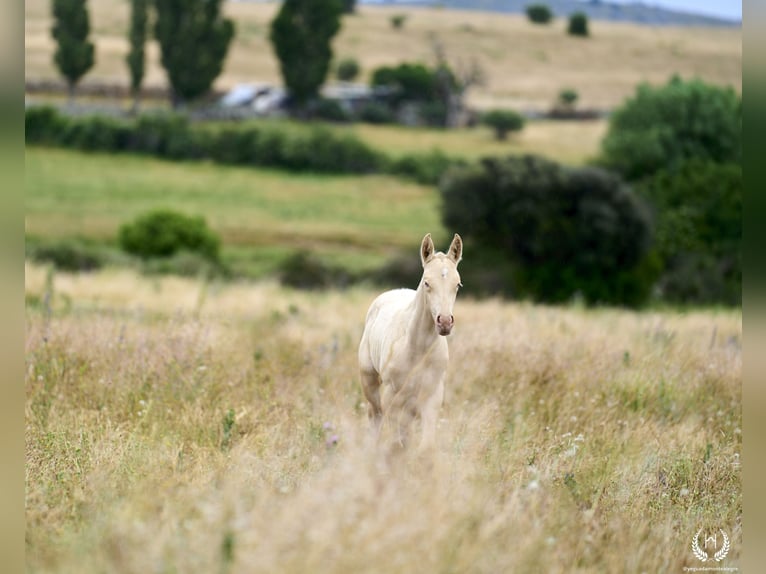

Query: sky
[612,1,741,21]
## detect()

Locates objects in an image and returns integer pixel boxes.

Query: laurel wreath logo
[692,529,730,562]
[692,529,708,562]
[714,530,730,562]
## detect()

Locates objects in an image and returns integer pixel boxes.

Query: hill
[361,0,741,27]
[25,0,741,111]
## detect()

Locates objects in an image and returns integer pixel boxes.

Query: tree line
[51,0,355,110]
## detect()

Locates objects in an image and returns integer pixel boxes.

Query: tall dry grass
[25,263,741,572]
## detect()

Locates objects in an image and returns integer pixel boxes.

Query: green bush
[601,76,742,181]
[23,107,437,184]
[336,58,360,82]
[358,102,396,124]
[118,210,221,262]
[279,251,352,290]
[568,12,589,37]
[26,238,108,271]
[526,4,553,24]
[390,14,407,29]
[371,63,443,105]
[440,155,657,306]
[639,159,741,305]
[25,106,70,144]
[481,109,525,140]
[310,98,351,123]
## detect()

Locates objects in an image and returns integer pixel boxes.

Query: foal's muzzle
[436,314,454,336]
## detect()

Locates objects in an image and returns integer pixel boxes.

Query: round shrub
[358,102,396,124]
[568,12,589,37]
[336,58,360,82]
[639,159,741,305]
[440,155,656,306]
[601,76,741,181]
[118,210,220,262]
[526,4,553,24]
[481,109,525,140]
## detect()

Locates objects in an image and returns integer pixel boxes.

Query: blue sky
[611,1,741,21]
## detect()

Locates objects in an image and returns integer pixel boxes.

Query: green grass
[25,147,444,276]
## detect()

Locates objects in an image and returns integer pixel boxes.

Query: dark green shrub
[209,127,261,165]
[558,88,579,108]
[481,109,525,140]
[440,155,657,306]
[60,115,131,151]
[311,98,351,123]
[390,14,407,29]
[639,159,741,305]
[118,210,221,262]
[358,102,396,124]
[526,4,553,24]
[371,63,440,105]
[568,12,589,37]
[25,106,69,144]
[26,238,107,271]
[279,251,352,289]
[601,76,742,181]
[125,113,206,159]
[336,58,360,82]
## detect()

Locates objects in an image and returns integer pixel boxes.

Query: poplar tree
[154,0,235,107]
[270,0,343,112]
[51,0,95,103]
[126,0,149,112]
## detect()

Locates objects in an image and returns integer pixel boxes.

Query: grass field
[25,262,742,572]
[25,0,741,111]
[25,146,444,274]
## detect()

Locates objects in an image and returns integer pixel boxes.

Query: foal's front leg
[418,377,445,451]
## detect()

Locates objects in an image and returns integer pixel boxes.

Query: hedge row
[25,106,458,185]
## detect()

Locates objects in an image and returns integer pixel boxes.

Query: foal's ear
[448,233,463,265]
[420,233,435,267]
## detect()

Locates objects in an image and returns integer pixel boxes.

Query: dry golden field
[25,0,742,110]
[25,262,741,572]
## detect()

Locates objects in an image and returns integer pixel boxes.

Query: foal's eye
[424,281,430,289]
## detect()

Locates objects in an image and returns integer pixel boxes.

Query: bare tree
[429,34,486,128]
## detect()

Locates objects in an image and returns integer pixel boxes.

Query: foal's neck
[407,283,438,349]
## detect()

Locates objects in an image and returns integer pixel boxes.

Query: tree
[481,109,525,140]
[568,12,589,37]
[341,0,356,14]
[526,4,553,24]
[154,0,235,107]
[270,0,343,111]
[601,76,742,181]
[440,155,656,306]
[51,0,95,103]
[639,160,741,305]
[126,0,149,113]
[430,35,485,128]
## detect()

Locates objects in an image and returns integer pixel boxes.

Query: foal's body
[358,234,463,449]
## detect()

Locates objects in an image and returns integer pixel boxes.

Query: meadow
[25,262,741,572]
[26,2,743,570]
[25,0,742,111]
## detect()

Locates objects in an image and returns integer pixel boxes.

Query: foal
[358,233,463,450]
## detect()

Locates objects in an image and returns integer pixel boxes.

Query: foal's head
[419,233,463,336]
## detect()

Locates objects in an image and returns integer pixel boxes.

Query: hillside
[362,0,741,27]
[25,0,741,111]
